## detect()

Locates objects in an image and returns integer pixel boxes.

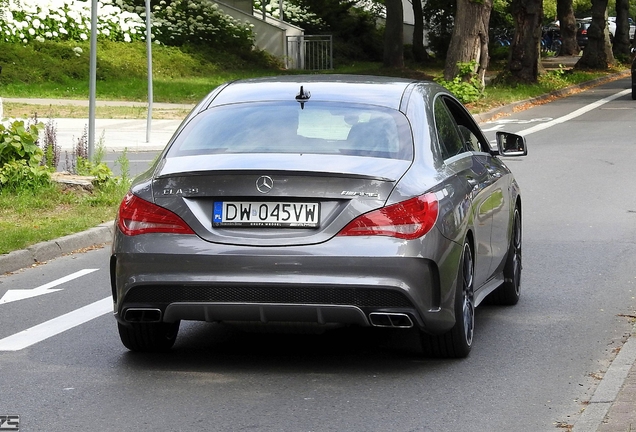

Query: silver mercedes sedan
[110,75,527,358]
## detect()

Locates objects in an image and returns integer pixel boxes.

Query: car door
[432,96,494,288]
[439,96,513,281]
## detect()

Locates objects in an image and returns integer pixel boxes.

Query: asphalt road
[1,77,636,431]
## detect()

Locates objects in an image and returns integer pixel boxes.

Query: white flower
[45,31,52,38]
[80,33,87,40]
[32,18,40,29]
[123,33,131,42]
[35,35,44,42]
[73,46,83,56]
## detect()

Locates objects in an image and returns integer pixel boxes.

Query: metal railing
[286,35,333,70]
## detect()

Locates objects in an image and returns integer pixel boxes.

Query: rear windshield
[166,102,413,160]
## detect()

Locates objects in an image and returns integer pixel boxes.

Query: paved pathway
[2,97,193,151]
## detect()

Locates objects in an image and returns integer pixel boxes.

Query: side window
[443,96,490,153]
[458,125,482,153]
[434,98,464,159]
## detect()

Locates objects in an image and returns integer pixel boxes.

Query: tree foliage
[295,0,384,62]
[422,0,455,58]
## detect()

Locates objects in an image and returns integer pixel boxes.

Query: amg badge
[341,191,379,198]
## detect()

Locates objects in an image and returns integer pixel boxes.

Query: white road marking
[480,124,506,132]
[517,89,631,136]
[0,269,99,304]
[482,117,555,131]
[0,297,112,351]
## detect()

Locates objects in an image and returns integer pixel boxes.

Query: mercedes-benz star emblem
[256,175,274,194]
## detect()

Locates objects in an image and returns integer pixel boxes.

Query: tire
[118,321,180,352]
[632,85,636,100]
[490,207,522,306]
[421,241,474,359]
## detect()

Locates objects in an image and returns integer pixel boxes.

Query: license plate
[213,201,320,228]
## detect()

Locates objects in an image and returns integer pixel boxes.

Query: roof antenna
[295,85,310,109]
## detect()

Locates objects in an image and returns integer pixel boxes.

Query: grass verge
[0,182,127,255]
[3,103,192,120]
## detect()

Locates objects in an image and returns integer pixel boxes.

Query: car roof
[206,75,441,110]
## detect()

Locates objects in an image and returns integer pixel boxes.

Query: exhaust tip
[369,312,413,329]
[124,308,162,323]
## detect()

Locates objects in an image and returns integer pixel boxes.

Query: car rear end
[110,77,462,349]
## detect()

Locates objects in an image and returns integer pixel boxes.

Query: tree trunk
[613,0,631,58]
[508,0,544,83]
[557,0,579,55]
[383,0,404,68]
[411,0,430,63]
[443,0,493,87]
[576,0,615,69]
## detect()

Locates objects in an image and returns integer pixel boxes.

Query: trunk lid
[151,154,412,246]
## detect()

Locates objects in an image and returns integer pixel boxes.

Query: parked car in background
[608,16,636,40]
[110,75,528,358]
[576,19,592,48]
[578,17,635,48]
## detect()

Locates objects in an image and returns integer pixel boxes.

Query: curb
[0,221,114,274]
[573,326,636,431]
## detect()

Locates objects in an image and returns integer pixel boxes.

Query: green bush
[0,119,52,191]
[124,0,253,49]
[0,159,51,191]
[0,0,144,44]
[436,61,483,104]
[0,120,44,166]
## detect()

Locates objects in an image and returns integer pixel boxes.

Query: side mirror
[496,131,527,156]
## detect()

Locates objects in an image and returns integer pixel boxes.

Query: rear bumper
[111,229,461,335]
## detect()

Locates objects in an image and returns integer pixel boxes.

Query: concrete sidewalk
[2,97,194,151]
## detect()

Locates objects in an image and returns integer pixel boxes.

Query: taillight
[581,29,587,35]
[117,192,195,236]
[338,193,438,240]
